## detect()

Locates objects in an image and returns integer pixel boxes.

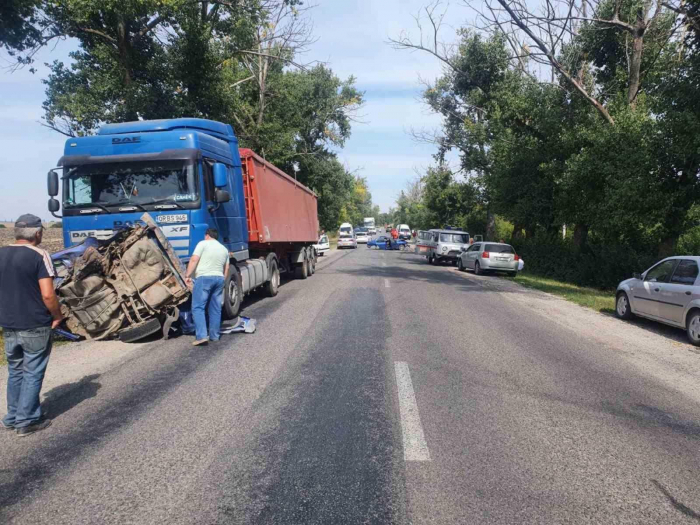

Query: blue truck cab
[47,118,249,262]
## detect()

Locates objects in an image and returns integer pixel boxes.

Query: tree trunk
[658,236,677,258]
[628,31,644,106]
[573,224,589,250]
[486,210,496,241]
[512,223,525,240]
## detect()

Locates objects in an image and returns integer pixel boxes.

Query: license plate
[156,214,187,224]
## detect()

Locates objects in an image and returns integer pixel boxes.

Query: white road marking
[384,279,390,288]
[394,362,431,462]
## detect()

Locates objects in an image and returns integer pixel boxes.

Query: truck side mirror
[215,189,230,203]
[48,198,60,213]
[48,170,59,196]
[213,163,228,188]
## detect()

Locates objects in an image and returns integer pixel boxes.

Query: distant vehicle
[367,236,406,250]
[339,222,353,236]
[355,229,369,243]
[425,229,470,265]
[337,232,357,249]
[616,256,700,345]
[315,234,330,256]
[397,224,411,240]
[364,217,376,235]
[386,226,392,233]
[458,242,519,276]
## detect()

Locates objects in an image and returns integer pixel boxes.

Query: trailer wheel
[306,250,314,276]
[118,318,162,343]
[224,266,243,319]
[295,249,309,280]
[266,259,280,297]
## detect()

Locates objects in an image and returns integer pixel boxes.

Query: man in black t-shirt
[0,214,63,437]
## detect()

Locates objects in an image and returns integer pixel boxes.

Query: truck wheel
[295,250,309,280]
[118,318,162,343]
[306,250,314,276]
[224,266,243,319]
[266,259,280,297]
[310,250,317,274]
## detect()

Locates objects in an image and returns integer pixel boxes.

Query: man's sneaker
[1,420,15,431]
[16,419,52,437]
[192,338,209,346]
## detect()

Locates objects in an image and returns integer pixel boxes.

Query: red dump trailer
[220,149,319,318]
[240,148,319,245]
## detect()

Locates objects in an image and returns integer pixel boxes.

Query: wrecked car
[53,214,189,342]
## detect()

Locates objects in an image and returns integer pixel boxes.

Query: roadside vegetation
[385,0,700,290]
[505,274,615,314]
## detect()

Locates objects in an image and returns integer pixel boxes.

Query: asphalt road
[1,245,700,524]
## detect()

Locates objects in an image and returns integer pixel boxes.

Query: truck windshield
[63,160,197,208]
[440,233,469,243]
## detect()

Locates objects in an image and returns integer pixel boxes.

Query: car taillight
[514,254,520,261]
[482,251,490,258]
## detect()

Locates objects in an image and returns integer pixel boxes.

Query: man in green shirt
[185,229,230,346]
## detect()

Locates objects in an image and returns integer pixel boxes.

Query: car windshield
[485,244,515,253]
[63,160,198,208]
[440,233,469,243]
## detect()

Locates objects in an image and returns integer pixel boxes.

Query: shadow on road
[651,479,700,521]
[42,373,102,420]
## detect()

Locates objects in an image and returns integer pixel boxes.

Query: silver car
[458,242,520,275]
[616,256,700,345]
[426,229,470,265]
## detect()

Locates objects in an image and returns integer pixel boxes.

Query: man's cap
[15,214,43,228]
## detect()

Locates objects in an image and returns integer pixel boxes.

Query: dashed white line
[384,279,390,288]
[394,362,431,462]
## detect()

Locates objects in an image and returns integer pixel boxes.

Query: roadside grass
[505,272,616,314]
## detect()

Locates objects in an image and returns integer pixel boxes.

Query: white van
[397,224,411,240]
[339,222,354,236]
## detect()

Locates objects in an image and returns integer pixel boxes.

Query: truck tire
[266,259,280,297]
[224,266,243,319]
[118,318,162,343]
[295,249,309,280]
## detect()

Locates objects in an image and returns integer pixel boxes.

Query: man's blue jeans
[3,326,52,428]
[192,276,225,341]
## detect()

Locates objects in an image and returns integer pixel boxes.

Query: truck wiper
[64,202,111,214]
[112,201,148,211]
[148,198,184,209]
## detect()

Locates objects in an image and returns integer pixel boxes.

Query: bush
[51,222,63,229]
[512,234,658,290]
[0,224,6,229]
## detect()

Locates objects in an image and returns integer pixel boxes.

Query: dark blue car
[367,235,406,250]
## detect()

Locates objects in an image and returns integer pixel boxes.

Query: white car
[315,234,330,256]
[616,256,700,345]
[355,230,369,243]
[337,233,357,249]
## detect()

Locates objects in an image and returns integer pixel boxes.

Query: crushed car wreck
[53,214,190,342]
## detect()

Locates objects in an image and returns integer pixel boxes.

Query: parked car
[425,229,470,265]
[315,234,330,256]
[355,228,369,244]
[458,242,519,276]
[337,233,357,249]
[367,236,406,250]
[397,224,411,240]
[616,256,700,345]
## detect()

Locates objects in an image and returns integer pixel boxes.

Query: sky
[0,0,471,221]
